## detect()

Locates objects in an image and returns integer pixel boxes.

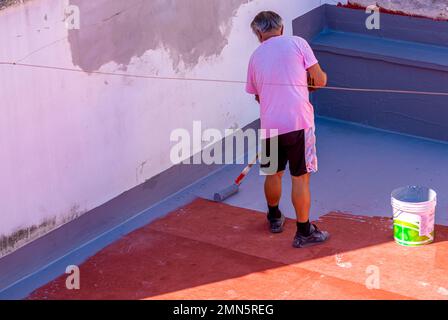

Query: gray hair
[250,11,283,34]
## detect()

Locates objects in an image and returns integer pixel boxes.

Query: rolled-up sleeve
[299,38,318,69]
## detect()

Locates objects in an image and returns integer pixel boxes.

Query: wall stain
[68,0,252,72]
[0,204,86,258]
[0,0,30,10]
[0,218,56,258]
[135,160,150,184]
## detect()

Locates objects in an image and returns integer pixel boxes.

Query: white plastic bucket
[391,186,436,247]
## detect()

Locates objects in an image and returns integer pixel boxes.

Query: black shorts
[260,128,318,177]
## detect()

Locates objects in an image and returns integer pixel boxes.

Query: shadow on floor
[27,198,448,300]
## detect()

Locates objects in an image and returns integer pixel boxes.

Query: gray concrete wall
[293,5,448,142]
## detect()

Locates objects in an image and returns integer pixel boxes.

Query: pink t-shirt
[246,35,318,139]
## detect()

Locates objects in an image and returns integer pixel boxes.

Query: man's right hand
[307,63,327,92]
[307,72,317,92]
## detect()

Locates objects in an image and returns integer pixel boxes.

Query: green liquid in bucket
[392,186,436,247]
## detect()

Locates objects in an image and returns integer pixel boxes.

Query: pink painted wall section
[0,0,339,257]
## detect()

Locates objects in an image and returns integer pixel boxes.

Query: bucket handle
[393,209,404,219]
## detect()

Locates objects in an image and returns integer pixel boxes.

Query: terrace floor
[27,118,448,300]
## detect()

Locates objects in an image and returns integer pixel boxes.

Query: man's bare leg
[291,173,330,248]
[291,173,311,223]
[264,171,285,233]
[264,171,284,207]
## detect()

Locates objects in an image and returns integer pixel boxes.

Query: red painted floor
[28,199,448,300]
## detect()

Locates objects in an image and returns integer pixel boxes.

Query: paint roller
[213,155,258,202]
